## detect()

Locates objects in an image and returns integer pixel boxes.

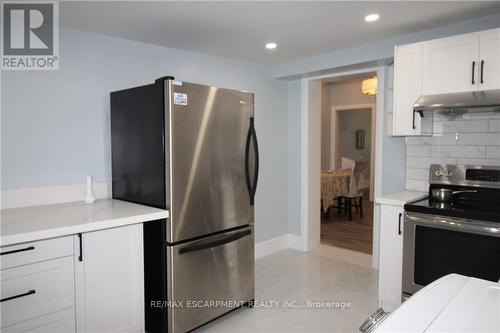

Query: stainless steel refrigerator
[110,76,258,333]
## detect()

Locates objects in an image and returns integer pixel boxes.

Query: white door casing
[300,66,386,270]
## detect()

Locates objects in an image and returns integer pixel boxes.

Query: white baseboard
[254,234,290,259]
[1,182,111,209]
[254,234,375,269]
[287,233,307,251]
[255,233,308,259]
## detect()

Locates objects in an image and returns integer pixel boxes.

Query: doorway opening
[300,67,385,268]
[320,75,376,254]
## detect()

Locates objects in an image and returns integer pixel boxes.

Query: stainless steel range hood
[414,89,500,113]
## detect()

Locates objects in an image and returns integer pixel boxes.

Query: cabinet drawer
[1,256,75,327]
[1,307,75,333]
[1,236,73,270]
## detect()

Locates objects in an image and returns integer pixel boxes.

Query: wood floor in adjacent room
[320,190,374,254]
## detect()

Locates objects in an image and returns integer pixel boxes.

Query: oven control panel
[430,164,500,188]
[466,169,500,182]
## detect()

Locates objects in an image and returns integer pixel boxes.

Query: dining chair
[337,160,363,221]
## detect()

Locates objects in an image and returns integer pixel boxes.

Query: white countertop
[0,199,169,247]
[375,191,427,207]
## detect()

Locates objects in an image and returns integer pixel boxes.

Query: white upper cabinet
[393,28,500,136]
[393,43,423,136]
[479,29,500,91]
[422,33,480,95]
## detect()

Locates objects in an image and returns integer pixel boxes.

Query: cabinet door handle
[398,213,402,235]
[0,246,35,256]
[78,233,83,262]
[472,61,476,85]
[412,110,424,130]
[480,60,484,84]
[1,289,36,302]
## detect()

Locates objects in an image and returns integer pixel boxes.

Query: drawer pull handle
[179,229,252,255]
[0,246,35,256]
[1,289,36,302]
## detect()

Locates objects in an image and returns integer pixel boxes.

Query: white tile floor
[195,246,379,333]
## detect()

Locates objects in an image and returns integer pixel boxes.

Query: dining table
[321,169,351,212]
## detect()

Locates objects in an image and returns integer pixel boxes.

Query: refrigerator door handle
[251,118,259,203]
[245,117,259,205]
[178,229,252,254]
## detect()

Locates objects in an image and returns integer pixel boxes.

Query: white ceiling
[60,1,500,65]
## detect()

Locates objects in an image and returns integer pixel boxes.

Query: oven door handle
[405,213,500,237]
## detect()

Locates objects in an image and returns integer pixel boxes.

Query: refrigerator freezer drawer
[167,226,254,333]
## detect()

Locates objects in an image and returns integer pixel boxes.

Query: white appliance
[360,274,500,333]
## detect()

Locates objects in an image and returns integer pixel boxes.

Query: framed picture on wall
[356,130,365,150]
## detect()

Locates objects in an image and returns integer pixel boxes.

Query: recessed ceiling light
[265,42,277,50]
[365,13,380,22]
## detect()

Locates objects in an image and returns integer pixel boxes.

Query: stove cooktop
[405,165,500,223]
[405,197,500,223]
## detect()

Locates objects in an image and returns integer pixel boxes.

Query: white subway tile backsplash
[405,179,428,192]
[405,114,500,192]
[430,145,486,158]
[459,111,500,121]
[457,133,500,145]
[429,157,457,165]
[486,146,500,158]
[406,134,457,146]
[456,158,500,166]
[407,145,430,157]
[406,157,431,168]
[406,168,429,180]
[406,156,456,168]
[433,120,488,134]
[489,119,500,132]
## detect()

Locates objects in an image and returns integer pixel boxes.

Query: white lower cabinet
[1,224,145,333]
[74,224,145,333]
[378,204,404,311]
[1,256,75,327]
[2,308,76,333]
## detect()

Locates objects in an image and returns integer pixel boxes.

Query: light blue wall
[381,65,406,194]
[287,80,301,235]
[1,28,288,242]
[274,13,500,79]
